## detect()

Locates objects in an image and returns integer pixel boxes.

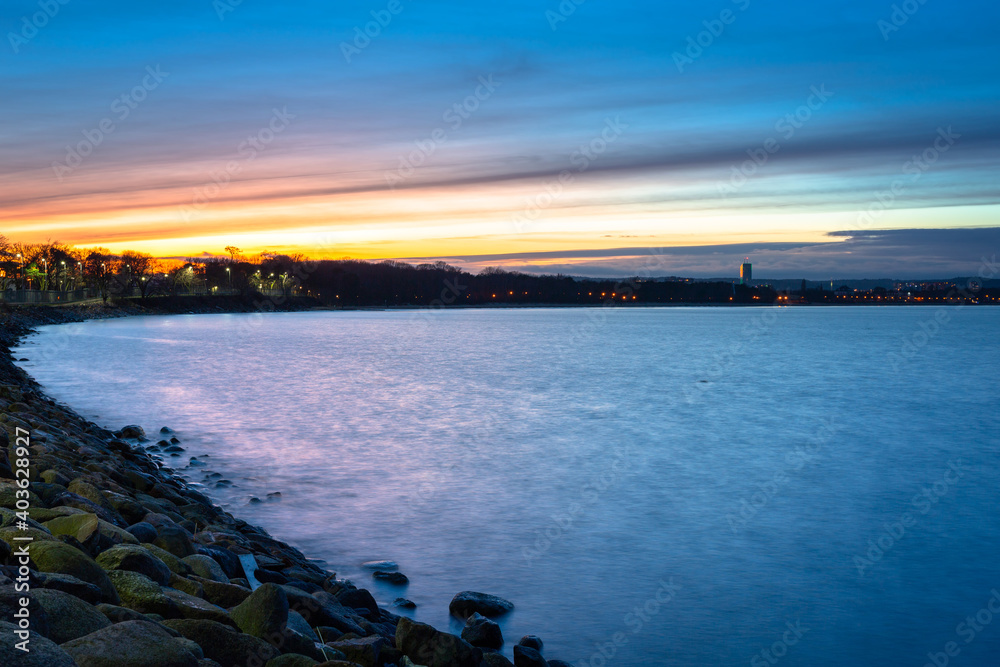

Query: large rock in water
[0,620,76,667]
[61,620,200,667]
[461,612,504,649]
[396,617,483,667]
[97,544,172,585]
[30,588,111,643]
[449,591,515,619]
[513,645,548,667]
[27,540,119,603]
[482,654,515,667]
[164,618,281,667]
[230,581,289,638]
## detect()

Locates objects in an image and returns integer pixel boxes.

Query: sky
[1,0,998,278]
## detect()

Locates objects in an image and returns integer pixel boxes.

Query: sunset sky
[2,0,998,277]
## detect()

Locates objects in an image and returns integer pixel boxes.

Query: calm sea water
[14,308,1000,666]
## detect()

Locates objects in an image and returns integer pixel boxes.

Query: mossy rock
[27,540,119,603]
[169,573,205,598]
[142,542,194,575]
[0,526,57,547]
[0,481,42,509]
[162,587,237,627]
[189,575,251,608]
[30,588,112,643]
[26,506,85,522]
[97,544,172,585]
[182,554,229,583]
[61,620,200,667]
[163,618,280,667]
[0,620,75,667]
[44,512,100,543]
[107,569,178,617]
[229,582,289,639]
[67,478,117,512]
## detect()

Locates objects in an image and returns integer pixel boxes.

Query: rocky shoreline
[0,301,567,667]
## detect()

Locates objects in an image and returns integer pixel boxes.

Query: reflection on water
[16,308,1000,666]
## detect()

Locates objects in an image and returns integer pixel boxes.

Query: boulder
[118,425,146,439]
[518,636,544,651]
[38,572,104,604]
[164,618,281,667]
[461,612,503,649]
[27,539,119,603]
[95,603,150,624]
[0,481,42,509]
[62,620,200,667]
[395,617,482,667]
[513,645,548,667]
[107,569,178,616]
[287,609,319,641]
[143,542,194,574]
[393,597,417,609]
[482,654,515,667]
[162,587,237,626]
[230,581,289,638]
[153,523,196,557]
[335,586,379,618]
[0,620,75,667]
[170,573,206,598]
[266,655,320,667]
[449,591,514,619]
[307,590,367,636]
[126,521,158,543]
[30,588,111,643]
[372,570,409,585]
[97,544,172,585]
[0,585,50,638]
[67,479,118,513]
[183,553,229,583]
[328,635,393,667]
[191,575,251,607]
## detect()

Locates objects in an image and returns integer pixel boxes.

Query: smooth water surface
[14,307,1000,665]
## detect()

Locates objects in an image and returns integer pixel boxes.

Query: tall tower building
[740,258,752,285]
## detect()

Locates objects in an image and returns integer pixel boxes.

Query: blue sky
[1,0,998,277]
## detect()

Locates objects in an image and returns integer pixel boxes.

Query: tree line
[0,238,776,306]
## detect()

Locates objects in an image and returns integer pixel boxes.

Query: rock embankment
[0,304,570,666]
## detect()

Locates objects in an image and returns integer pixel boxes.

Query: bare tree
[120,250,161,300]
[84,249,119,303]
